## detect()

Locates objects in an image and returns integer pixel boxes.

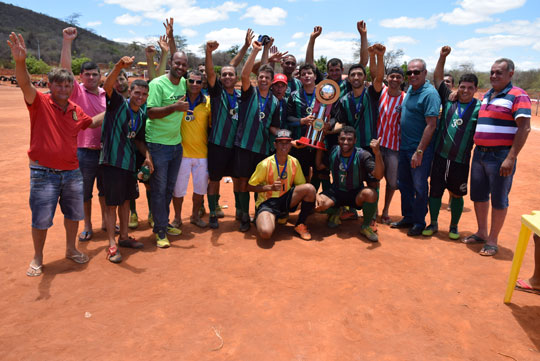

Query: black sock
[296,201,315,226]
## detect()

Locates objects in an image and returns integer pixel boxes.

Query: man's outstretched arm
[7,32,36,104]
[60,27,77,73]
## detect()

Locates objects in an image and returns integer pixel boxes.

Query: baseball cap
[387,66,404,77]
[272,73,287,85]
[275,129,292,141]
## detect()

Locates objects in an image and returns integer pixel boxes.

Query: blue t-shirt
[400,80,441,150]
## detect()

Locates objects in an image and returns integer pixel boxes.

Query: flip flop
[78,230,93,242]
[479,244,498,256]
[515,279,540,295]
[66,252,89,264]
[462,234,486,244]
[26,263,42,277]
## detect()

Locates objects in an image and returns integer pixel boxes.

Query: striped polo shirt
[208,79,241,149]
[474,82,531,147]
[328,145,376,191]
[377,85,405,151]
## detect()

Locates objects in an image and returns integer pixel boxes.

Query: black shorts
[255,188,299,218]
[100,165,139,206]
[290,147,315,180]
[233,147,266,179]
[429,153,470,198]
[208,143,235,181]
[321,187,362,209]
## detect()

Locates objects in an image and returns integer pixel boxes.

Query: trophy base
[297,137,326,150]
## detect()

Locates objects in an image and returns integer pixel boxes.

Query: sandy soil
[0,84,539,361]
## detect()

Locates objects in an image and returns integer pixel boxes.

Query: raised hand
[145,45,156,57]
[268,50,289,64]
[206,40,219,53]
[370,137,381,154]
[63,27,77,41]
[117,56,135,69]
[264,37,274,49]
[158,35,169,53]
[440,46,451,57]
[357,21,367,35]
[244,28,254,47]
[311,26,322,39]
[373,43,386,56]
[368,45,375,56]
[7,32,27,62]
[163,18,174,39]
[252,40,263,52]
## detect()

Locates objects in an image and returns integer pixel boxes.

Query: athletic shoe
[190,217,208,228]
[156,232,170,248]
[422,223,438,237]
[119,237,144,249]
[327,214,341,228]
[170,219,182,229]
[294,224,312,240]
[449,225,460,240]
[216,205,225,218]
[370,219,378,233]
[360,226,378,242]
[166,224,182,236]
[198,206,206,218]
[107,246,122,263]
[239,213,250,232]
[340,207,358,221]
[209,215,219,229]
[128,212,138,229]
[407,225,424,237]
[148,213,154,228]
[277,212,289,225]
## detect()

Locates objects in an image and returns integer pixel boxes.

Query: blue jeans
[77,148,104,201]
[29,166,84,229]
[148,143,183,234]
[470,147,515,209]
[397,147,434,228]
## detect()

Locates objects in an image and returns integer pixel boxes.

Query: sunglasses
[406,70,423,76]
[188,79,203,84]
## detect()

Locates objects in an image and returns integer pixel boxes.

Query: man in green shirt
[146,51,189,248]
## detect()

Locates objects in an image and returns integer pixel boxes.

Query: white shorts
[173,157,208,197]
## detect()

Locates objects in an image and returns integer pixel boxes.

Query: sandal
[462,234,486,244]
[66,252,89,264]
[381,215,391,225]
[479,244,498,256]
[106,246,122,263]
[26,263,43,277]
[78,230,93,242]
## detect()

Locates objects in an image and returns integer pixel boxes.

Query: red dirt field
[1,84,540,361]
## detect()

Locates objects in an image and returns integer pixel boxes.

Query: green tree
[25,55,50,74]
[315,55,327,74]
[71,55,91,75]
[64,12,81,26]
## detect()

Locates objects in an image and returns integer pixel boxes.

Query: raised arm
[156,35,170,77]
[241,40,262,92]
[205,40,219,88]
[260,37,273,66]
[7,32,36,104]
[104,56,134,97]
[357,21,368,67]
[163,18,176,55]
[230,28,254,67]
[434,46,451,90]
[371,44,386,92]
[305,26,322,66]
[145,45,157,80]
[60,27,77,73]
[369,137,384,180]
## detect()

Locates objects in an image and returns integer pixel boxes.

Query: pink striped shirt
[377,85,405,151]
[70,81,106,149]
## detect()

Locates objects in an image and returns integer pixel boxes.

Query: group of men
[8,17,534,281]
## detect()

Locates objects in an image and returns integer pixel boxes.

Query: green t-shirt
[146,74,186,145]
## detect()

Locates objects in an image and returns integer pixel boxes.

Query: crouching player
[247,130,317,241]
[315,126,384,242]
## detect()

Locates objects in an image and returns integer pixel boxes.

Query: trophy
[297,79,341,150]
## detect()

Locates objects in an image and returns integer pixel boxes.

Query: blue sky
[8,0,540,71]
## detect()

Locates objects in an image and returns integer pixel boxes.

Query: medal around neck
[297,79,341,150]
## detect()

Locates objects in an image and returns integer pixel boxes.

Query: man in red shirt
[8,32,102,277]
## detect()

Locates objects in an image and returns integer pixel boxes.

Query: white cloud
[456,35,531,53]
[241,6,287,26]
[106,0,247,27]
[476,19,540,38]
[286,41,296,48]
[86,21,101,27]
[292,32,305,39]
[300,32,357,63]
[387,36,418,50]
[379,15,440,29]
[322,31,356,40]
[181,28,198,38]
[204,27,248,51]
[113,35,158,44]
[441,0,526,25]
[114,13,142,26]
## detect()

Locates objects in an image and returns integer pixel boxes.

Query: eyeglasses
[188,79,203,84]
[406,70,423,76]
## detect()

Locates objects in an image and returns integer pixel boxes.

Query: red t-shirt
[27,91,93,170]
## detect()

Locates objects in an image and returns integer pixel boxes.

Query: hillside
[0,2,144,67]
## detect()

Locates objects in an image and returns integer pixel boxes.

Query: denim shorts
[77,148,104,202]
[29,166,84,229]
[470,147,515,209]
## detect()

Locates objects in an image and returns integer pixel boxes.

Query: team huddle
[7,18,531,277]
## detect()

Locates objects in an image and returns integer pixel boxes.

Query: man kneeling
[247,130,316,241]
[315,126,384,242]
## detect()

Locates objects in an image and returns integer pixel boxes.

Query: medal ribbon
[302,89,315,111]
[354,87,366,115]
[187,94,202,113]
[457,99,474,119]
[274,154,288,180]
[127,99,140,134]
[226,90,237,112]
[257,88,270,115]
[339,148,356,174]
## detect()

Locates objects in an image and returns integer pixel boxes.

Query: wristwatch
[416,149,423,155]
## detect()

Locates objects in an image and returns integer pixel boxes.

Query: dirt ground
[0,84,539,361]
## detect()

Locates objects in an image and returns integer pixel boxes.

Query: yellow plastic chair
[504,210,540,303]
